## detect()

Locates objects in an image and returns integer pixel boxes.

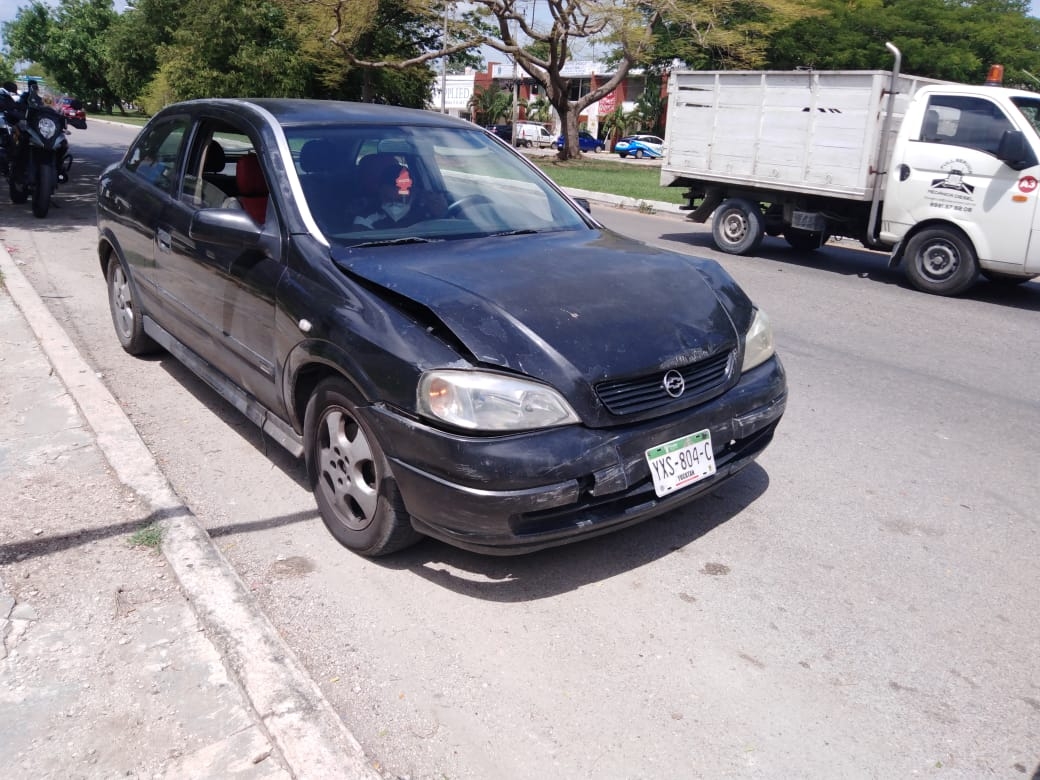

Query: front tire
[32,161,55,218]
[305,379,420,556]
[904,227,978,296]
[711,198,765,255]
[634,149,643,159]
[107,258,159,355]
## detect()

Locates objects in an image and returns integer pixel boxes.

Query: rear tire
[32,161,55,218]
[634,149,643,159]
[904,227,978,296]
[711,198,765,255]
[107,258,159,355]
[305,379,421,556]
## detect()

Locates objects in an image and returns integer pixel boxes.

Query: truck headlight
[418,370,580,432]
[741,308,775,372]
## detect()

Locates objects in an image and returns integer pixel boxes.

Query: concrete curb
[563,186,685,216]
[0,241,380,779]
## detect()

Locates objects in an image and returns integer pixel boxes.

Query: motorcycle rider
[0,81,22,176]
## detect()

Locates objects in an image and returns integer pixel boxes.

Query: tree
[599,101,635,149]
[633,81,663,135]
[314,1,659,159]
[469,83,513,124]
[104,0,189,109]
[526,95,552,123]
[299,0,446,104]
[766,0,1040,85]
[640,0,811,71]
[0,55,15,85]
[155,0,312,101]
[1,3,51,69]
[475,1,665,160]
[313,1,824,160]
[4,0,120,109]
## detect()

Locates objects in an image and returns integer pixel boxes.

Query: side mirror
[573,197,592,213]
[996,129,1033,170]
[189,207,264,249]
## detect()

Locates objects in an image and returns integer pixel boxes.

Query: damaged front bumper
[363,356,787,555]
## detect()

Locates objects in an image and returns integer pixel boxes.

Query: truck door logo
[930,170,975,195]
[1017,175,1038,193]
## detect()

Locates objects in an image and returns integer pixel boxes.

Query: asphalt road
[4,119,1039,779]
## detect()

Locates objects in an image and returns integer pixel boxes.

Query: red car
[58,96,87,130]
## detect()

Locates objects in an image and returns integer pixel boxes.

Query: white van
[514,122,555,148]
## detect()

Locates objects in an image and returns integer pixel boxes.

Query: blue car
[614,135,664,159]
[556,130,605,152]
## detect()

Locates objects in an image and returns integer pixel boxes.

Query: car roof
[162,98,475,130]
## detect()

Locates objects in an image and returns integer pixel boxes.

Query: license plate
[645,429,716,498]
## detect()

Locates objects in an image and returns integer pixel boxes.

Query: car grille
[595,350,734,415]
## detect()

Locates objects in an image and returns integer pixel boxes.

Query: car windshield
[1011,96,1040,135]
[285,124,588,246]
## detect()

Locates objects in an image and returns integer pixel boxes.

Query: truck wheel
[304,378,421,557]
[904,227,978,296]
[784,228,829,252]
[712,198,765,255]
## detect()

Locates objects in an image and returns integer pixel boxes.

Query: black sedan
[97,99,787,556]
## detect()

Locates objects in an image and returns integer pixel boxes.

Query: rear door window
[126,119,190,193]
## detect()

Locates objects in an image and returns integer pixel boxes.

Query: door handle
[157,228,172,252]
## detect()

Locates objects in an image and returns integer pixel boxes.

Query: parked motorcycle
[0,81,73,218]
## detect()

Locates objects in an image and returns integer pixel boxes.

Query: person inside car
[352,157,447,230]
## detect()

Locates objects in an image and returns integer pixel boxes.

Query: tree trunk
[554,102,582,161]
[362,68,374,103]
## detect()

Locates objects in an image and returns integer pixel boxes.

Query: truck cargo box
[661,69,945,201]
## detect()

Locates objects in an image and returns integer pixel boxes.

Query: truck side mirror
[996,129,1033,170]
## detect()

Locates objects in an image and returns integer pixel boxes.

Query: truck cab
[884,83,1040,293]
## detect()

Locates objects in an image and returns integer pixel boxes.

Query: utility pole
[511,12,519,146]
[440,1,449,113]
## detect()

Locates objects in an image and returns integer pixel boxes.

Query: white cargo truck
[661,44,1040,295]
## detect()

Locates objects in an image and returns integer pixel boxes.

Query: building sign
[429,73,476,113]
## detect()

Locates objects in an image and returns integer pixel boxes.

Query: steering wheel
[445,193,493,218]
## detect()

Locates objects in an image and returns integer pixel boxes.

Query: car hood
[331,229,746,399]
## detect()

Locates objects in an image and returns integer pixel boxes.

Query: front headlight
[37,116,58,139]
[418,370,580,432]
[741,308,775,372]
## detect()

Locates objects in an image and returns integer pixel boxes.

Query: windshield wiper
[350,236,440,248]
[489,228,540,237]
